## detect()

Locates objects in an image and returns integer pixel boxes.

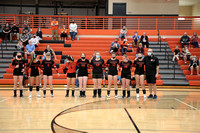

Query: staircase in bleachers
[168,38,200,86]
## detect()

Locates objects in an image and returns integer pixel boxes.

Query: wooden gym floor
[0,86,200,133]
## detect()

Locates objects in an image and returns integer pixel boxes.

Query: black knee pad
[36,86,40,91]
[136,88,139,93]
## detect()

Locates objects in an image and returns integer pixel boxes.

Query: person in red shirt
[58,55,77,97]
[51,18,59,40]
[191,32,199,48]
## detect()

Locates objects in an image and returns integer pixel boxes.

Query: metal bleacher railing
[0,14,200,30]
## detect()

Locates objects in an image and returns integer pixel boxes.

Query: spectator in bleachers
[172,45,180,61]
[22,24,32,39]
[136,43,144,58]
[132,31,139,47]
[10,23,19,41]
[0,25,3,39]
[60,25,67,41]
[36,27,42,40]
[180,32,190,48]
[69,20,77,41]
[110,38,119,54]
[29,34,39,51]
[119,26,128,41]
[120,39,129,55]
[189,56,199,75]
[190,32,199,48]
[25,40,35,59]
[51,18,59,40]
[20,30,29,46]
[181,46,191,65]
[15,40,24,52]
[140,32,149,48]
[2,23,11,41]
[42,45,57,60]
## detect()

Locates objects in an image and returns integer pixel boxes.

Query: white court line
[174,98,200,111]
[0,97,11,103]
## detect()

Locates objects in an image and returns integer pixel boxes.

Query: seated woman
[180,46,191,65]
[132,31,139,47]
[119,26,128,41]
[60,25,67,41]
[190,32,199,48]
[110,38,119,55]
[36,27,42,40]
[20,30,29,46]
[120,39,129,55]
[42,45,57,60]
[136,43,144,58]
[189,56,199,75]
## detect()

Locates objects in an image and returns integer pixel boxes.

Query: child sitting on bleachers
[189,56,199,75]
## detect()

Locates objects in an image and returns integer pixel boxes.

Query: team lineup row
[12,49,159,99]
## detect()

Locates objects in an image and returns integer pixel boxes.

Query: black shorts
[43,71,52,76]
[31,71,39,77]
[13,70,23,76]
[61,33,67,37]
[78,72,88,77]
[108,72,118,76]
[146,75,156,84]
[93,73,103,79]
[67,73,76,78]
[121,73,131,79]
[134,71,144,75]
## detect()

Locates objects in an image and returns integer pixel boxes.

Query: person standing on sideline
[69,20,77,41]
[51,18,59,40]
[144,49,159,99]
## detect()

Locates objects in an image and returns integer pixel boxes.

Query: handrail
[1,40,8,58]
[0,14,200,30]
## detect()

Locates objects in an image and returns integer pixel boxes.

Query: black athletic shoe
[65,94,69,97]
[93,95,96,98]
[20,94,23,97]
[148,94,153,99]
[13,94,17,97]
[153,95,157,99]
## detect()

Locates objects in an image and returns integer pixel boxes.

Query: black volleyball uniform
[28,61,41,77]
[134,59,145,75]
[106,58,119,76]
[120,60,132,79]
[77,59,89,77]
[144,55,159,83]
[41,60,55,76]
[12,59,26,76]
[91,58,104,79]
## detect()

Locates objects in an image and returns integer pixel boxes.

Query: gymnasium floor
[0,86,200,133]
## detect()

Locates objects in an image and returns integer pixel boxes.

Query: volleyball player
[91,52,104,98]
[27,54,41,98]
[106,53,119,98]
[134,53,146,98]
[12,52,26,97]
[119,54,132,98]
[58,55,76,97]
[77,53,89,97]
[41,52,58,98]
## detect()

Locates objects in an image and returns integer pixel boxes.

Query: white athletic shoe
[136,93,139,98]
[29,92,32,98]
[28,83,30,86]
[51,94,54,97]
[43,95,46,98]
[106,95,110,98]
[115,95,118,98]
[36,92,41,98]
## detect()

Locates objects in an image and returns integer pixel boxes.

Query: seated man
[2,23,11,41]
[110,38,119,54]
[119,26,127,41]
[189,56,199,75]
[25,40,35,59]
[180,32,190,48]
[172,45,180,61]
[10,23,19,41]
[132,31,139,47]
[140,32,149,48]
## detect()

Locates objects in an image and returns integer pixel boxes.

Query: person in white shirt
[119,26,128,41]
[69,20,77,41]
[29,34,39,51]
